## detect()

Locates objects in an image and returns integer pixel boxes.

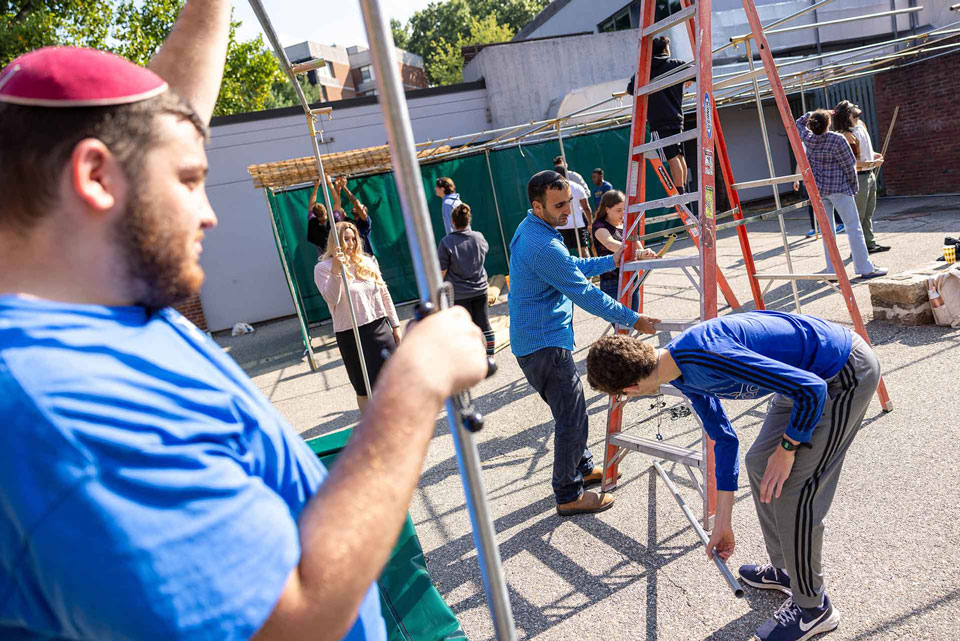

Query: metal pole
[306,118,372,396]
[799,81,819,239]
[556,122,585,257]
[357,2,516,640]
[248,0,371,396]
[745,39,803,312]
[485,149,511,265]
[653,461,744,599]
[263,189,318,372]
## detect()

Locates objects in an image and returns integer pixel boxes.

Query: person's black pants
[455,293,495,355]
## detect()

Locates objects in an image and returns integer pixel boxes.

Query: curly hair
[807,109,831,136]
[323,221,383,284]
[586,335,658,396]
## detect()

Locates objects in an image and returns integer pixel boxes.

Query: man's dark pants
[517,347,594,504]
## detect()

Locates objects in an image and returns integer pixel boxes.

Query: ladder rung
[754,273,840,281]
[632,66,697,97]
[713,67,766,91]
[290,59,328,75]
[643,4,696,38]
[622,255,700,271]
[628,191,698,214]
[656,319,700,332]
[633,128,700,155]
[609,433,702,467]
[732,174,801,190]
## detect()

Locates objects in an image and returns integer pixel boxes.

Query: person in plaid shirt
[796,110,887,279]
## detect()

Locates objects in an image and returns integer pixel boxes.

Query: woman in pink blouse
[314,221,401,412]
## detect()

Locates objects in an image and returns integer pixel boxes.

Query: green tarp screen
[307,429,466,641]
[265,124,676,325]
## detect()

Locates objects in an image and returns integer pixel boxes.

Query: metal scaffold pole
[248,0,371,394]
[357,1,517,639]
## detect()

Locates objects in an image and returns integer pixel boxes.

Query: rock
[868,263,953,325]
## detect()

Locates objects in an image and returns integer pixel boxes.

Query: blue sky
[231,1,437,50]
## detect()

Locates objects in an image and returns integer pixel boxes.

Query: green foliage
[393,0,549,85]
[1,0,282,116]
[264,73,322,111]
[426,14,515,86]
[390,17,409,51]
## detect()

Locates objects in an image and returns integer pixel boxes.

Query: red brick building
[284,41,427,102]
[873,44,960,196]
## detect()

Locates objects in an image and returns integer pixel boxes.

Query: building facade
[282,41,427,102]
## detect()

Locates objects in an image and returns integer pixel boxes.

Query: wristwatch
[780,437,799,452]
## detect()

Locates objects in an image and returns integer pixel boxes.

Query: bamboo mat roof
[248,143,451,190]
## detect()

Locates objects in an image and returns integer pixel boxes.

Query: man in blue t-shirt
[590,168,613,211]
[586,312,881,641]
[0,5,490,641]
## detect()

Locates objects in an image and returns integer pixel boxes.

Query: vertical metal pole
[307,117,372,396]
[889,0,899,40]
[485,149,511,265]
[357,2,517,640]
[799,82,820,239]
[263,189,318,372]
[556,122,584,257]
[745,39,802,312]
[248,0,371,396]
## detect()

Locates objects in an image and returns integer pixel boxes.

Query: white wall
[716,102,796,203]
[199,86,490,331]
[464,30,642,128]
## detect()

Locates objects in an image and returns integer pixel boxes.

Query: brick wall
[873,46,960,196]
[400,63,427,89]
[174,294,208,331]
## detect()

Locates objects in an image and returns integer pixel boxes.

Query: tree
[427,14,514,86]
[1,0,282,116]
[264,73,322,111]
[390,17,409,51]
[393,0,549,85]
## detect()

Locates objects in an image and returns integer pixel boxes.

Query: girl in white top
[314,221,401,412]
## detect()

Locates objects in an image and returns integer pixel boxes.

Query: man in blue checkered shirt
[796,110,886,279]
[508,170,659,516]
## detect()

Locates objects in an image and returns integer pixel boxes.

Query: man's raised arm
[148,0,231,123]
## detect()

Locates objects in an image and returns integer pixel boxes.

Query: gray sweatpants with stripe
[745,333,880,608]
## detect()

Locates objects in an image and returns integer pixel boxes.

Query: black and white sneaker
[739,563,792,594]
[756,594,840,641]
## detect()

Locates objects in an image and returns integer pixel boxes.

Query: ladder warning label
[630,161,639,197]
[705,186,715,219]
[704,149,714,176]
[704,92,713,140]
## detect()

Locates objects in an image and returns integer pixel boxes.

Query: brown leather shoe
[582,466,622,488]
[556,491,615,516]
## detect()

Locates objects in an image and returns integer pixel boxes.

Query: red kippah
[0,46,168,107]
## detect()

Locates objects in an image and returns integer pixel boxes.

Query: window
[598,5,634,33]
[359,65,374,82]
[318,61,335,79]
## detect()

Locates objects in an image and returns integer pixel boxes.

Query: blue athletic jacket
[666,311,852,490]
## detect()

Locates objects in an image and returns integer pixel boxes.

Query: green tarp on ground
[307,429,466,641]
[265,124,676,325]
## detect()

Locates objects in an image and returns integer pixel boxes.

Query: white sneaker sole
[739,576,792,595]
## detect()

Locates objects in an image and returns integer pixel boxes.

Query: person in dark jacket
[438,203,495,356]
[627,36,691,191]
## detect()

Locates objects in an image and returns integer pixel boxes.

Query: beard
[114,186,205,309]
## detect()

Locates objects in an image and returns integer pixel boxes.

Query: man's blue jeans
[516,347,594,504]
